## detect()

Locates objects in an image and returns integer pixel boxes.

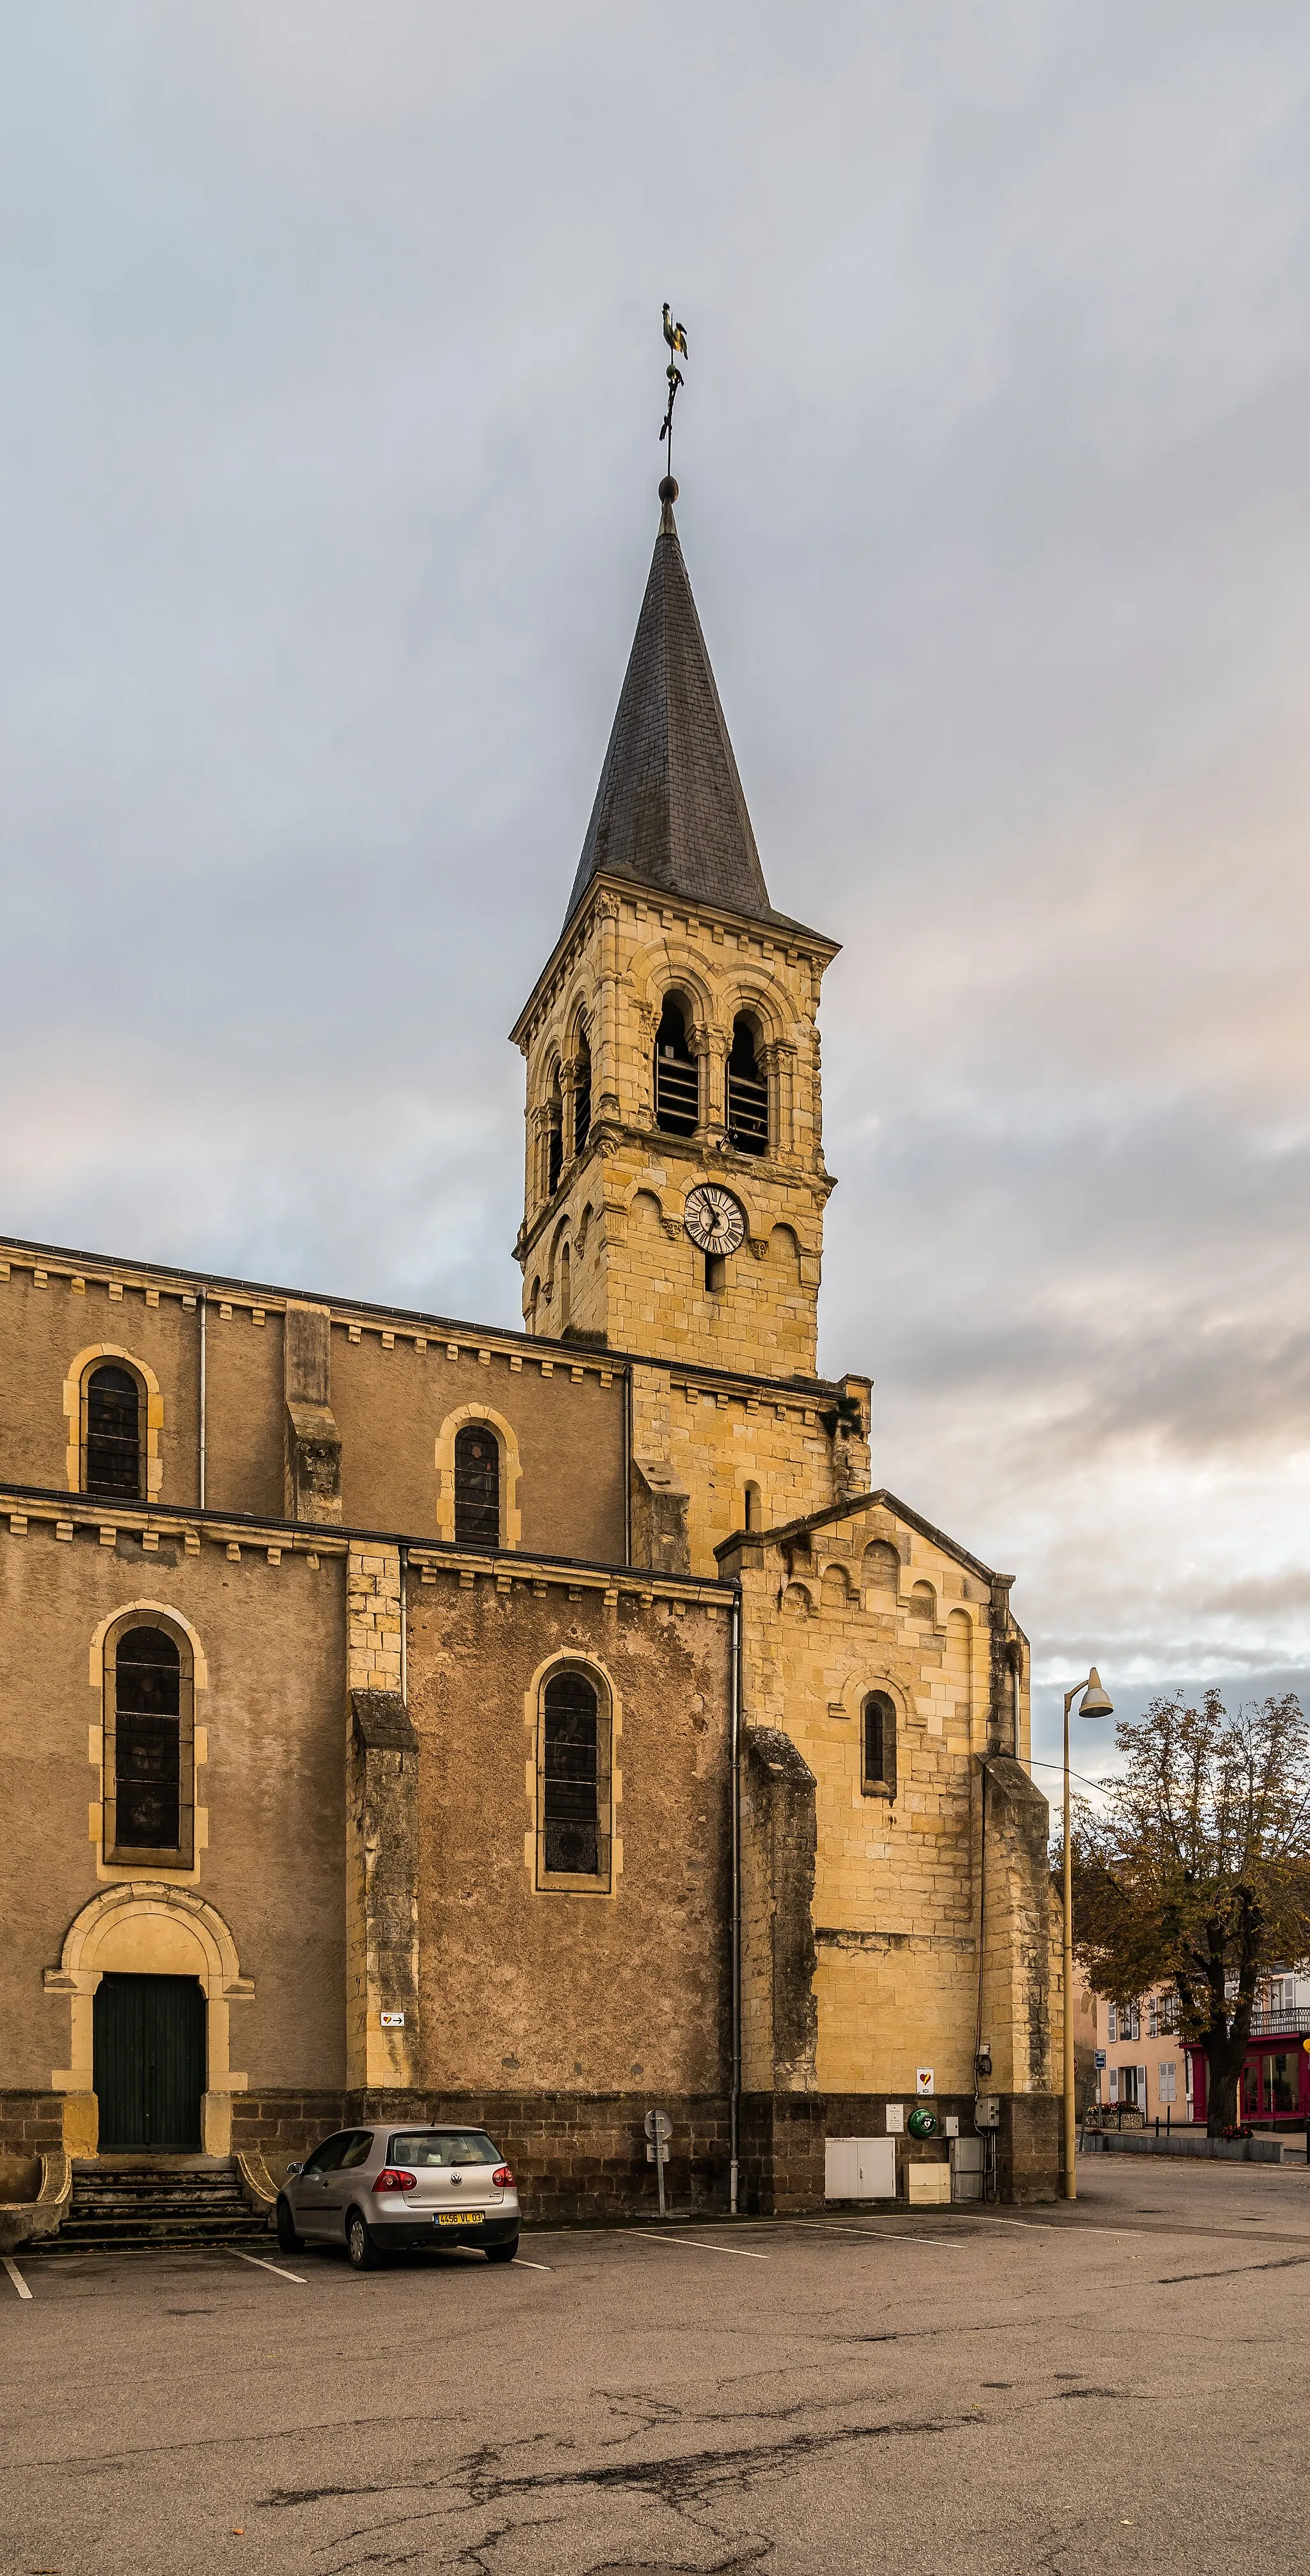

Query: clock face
[683,1183,746,1256]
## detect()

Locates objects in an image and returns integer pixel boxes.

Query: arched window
[85,1364,143,1497]
[653,996,698,1136]
[558,1241,572,1332]
[538,1666,612,1889]
[106,1621,194,1866]
[862,1692,897,1800]
[454,1424,500,1546]
[547,1064,564,1196]
[743,1480,761,1532]
[572,1029,591,1158]
[727,1014,768,1154]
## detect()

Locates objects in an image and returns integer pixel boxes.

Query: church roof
[563,484,775,928]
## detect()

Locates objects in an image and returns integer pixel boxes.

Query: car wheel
[276,2198,303,2255]
[346,2208,378,2270]
[485,2239,519,2264]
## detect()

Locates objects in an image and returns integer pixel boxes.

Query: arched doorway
[93,1974,207,2150]
[49,1886,252,2158]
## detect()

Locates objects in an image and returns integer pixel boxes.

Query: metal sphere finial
[658,475,678,504]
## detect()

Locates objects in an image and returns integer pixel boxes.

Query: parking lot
[4,2155,1309,2576]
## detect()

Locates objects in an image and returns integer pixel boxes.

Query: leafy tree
[1067,1691,1310,2135]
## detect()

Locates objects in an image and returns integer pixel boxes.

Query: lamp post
[1062,1666,1113,2200]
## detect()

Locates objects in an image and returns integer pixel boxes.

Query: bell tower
[511,479,839,1377]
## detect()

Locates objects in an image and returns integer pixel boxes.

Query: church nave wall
[0,1500,349,2153]
[406,1566,733,2102]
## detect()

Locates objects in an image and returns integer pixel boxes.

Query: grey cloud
[2,0,1309,1699]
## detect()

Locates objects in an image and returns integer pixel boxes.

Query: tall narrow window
[572,1031,591,1158]
[85,1364,142,1497]
[109,1626,189,1859]
[547,1066,564,1196]
[862,1692,897,1799]
[454,1424,500,1545]
[653,997,698,1136]
[726,1015,768,1154]
[539,1667,611,1888]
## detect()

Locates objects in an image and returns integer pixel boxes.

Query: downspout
[622,1365,632,1567]
[974,1758,991,2199]
[400,1544,407,1704]
[729,1580,742,2216]
[198,1288,207,1510]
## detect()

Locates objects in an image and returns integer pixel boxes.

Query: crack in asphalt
[584,2556,773,2575]
[1046,2387,1131,2401]
[1159,2251,1310,2284]
[263,2406,977,2521]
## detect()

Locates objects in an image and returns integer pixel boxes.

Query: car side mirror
[285,2162,303,2179]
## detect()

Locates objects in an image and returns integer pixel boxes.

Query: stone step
[58,2215,271,2247]
[69,2205,255,2225]
[72,2163,237,2182]
[72,2177,250,2200]
[58,2156,272,2248]
[61,2215,268,2236]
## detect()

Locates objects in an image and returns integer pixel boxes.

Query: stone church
[0,475,1058,2241]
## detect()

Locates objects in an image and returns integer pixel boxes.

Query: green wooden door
[93,1973,205,2150]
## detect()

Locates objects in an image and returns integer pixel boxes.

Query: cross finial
[659,301,690,479]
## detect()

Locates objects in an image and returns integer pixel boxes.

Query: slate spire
[564,478,774,927]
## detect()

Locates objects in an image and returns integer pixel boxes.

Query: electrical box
[906,2162,951,2206]
[974,2094,1001,2129]
[951,2136,984,2202]
[825,2136,896,2200]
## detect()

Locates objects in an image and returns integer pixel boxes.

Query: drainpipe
[399,1543,407,1704]
[198,1288,207,1510]
[622,1365,632,1566]
[729,1580,742,2216]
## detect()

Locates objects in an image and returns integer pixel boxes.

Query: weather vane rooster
[659,302,690,472]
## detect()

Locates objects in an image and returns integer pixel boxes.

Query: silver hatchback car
[277,2125,521,2271]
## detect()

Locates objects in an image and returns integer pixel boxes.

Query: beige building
[1094,1991,1192,2123]
[0,473,1060,2237]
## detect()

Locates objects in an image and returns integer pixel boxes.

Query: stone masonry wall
[723,1496,1049,2126]
[511,879,839,1374]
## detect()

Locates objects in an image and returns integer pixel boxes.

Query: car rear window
[387,2131,500,2168]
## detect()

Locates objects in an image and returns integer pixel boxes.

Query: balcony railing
[1247,2005,1310,2036]
[1177,2006,1310,2039]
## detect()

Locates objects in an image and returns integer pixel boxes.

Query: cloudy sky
[3,3,1308,1779]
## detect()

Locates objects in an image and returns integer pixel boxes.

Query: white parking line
[231,2250,306,2284]
[951,2216,1144,2241]
[3,2257,33,2300]
[785,2222,964,2250]
[632,2231,769,2261]
[512,2257,554,2271]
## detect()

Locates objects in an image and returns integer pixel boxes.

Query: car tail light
[372,2168,418,2193]
[493,2166,514,2188]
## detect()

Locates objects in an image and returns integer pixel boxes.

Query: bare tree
[1068,1692,1310,2135]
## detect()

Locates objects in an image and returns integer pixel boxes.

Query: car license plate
[437,2213,484,2228]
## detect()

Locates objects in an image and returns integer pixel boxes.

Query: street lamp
[1062,1666,1113,2200]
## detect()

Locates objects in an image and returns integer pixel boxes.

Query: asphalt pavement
[4,2153,1309,2575]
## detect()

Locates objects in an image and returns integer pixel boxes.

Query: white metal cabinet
[825,2136,896,2199]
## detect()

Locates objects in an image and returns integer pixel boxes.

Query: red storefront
[1185,2013,1310,2127]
